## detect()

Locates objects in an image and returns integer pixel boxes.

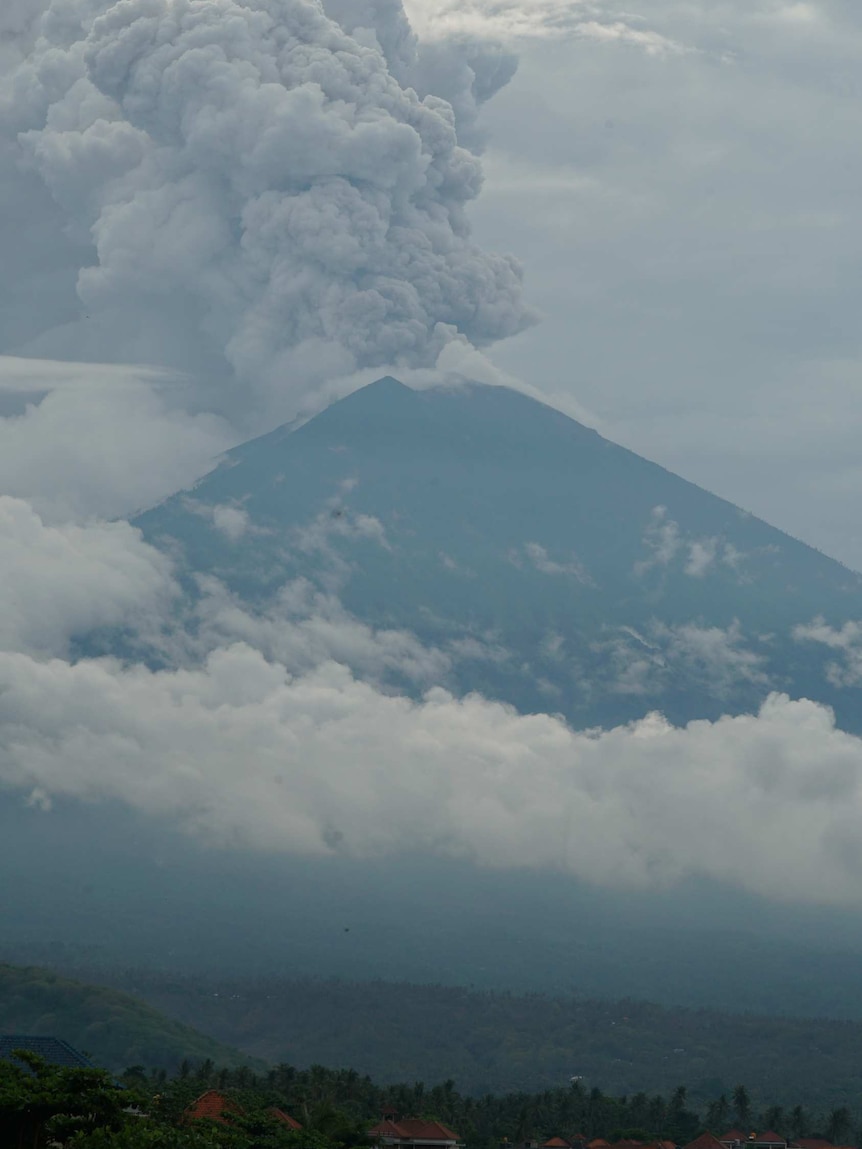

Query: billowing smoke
[2,0,532,422]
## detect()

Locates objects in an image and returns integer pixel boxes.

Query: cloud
[0,495,175,656]
[634,505,681,574]
[795,618,862,688]
[636,507,746,580]
[190,575,453,685]
[599,620,767,698]
[2,643,862,906]
[0,356,233,522]
[403,0,686,54]
[2,0,533,426]
[524,540,593,582]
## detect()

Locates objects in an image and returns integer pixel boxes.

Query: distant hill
[132,377,862,732]
[0,964,258,1072]
[97,971,862,1112]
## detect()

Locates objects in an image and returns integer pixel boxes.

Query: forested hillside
[0,964,258,1071]
[99,973,862,1111]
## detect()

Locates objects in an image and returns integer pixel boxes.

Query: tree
[732,1087,751,1130]
[826,1108,851,1145]
[706,1096,729,1133]
[763,1108,784,1136]
[789,1107,808,1140]
[0,1051,127,1148]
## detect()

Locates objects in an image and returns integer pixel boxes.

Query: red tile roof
[721,1134,748,1144]
[184,1090,242,1126]
[270,1107,303,1130]
[544,1138,572,1147]
[685,1135,728,1149]
[370,1118,461,1143]
[398,1119,461,1142]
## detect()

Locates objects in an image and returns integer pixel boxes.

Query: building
[184,1089,302,1130]
[720,1131,749,1148]
[184,1090,243,1126]
[687,1134,731,1149]
[370,1115,463,1149]
[0,1035,94,1072]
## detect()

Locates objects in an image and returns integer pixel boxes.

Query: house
[754,1133,787,1149]
[686,1134,731,1149]
[370,1115,463,1149]
[720,1132,749,1148]
[184,1089,302,1130]
[184,1090,244,1126]
[0,1034,94,1071]
[270,1107,303,1130]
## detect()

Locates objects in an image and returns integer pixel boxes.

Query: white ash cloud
[2,0,533,424]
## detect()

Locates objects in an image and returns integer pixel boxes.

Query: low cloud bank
[2,629,862,907]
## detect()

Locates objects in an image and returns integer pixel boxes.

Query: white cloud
[210,505,251,542]
[2,645,862,906]
[660,620,769,693]
[685,538,718,577]
[191,576,453,686]
[795,618,862,687]
[524,541,593,581]
[0,495,175,656]
[599,619,767,697]
[403,0,686,53]
[0,357,233,522]
[635,505,681,574]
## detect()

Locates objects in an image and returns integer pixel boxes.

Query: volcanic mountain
[134,376,862,732]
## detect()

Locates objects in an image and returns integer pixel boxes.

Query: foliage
[0,1045,859,1149]
[0,963,259,1072]
[97,972,862,1112]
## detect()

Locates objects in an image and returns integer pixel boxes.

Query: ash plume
[2,0,533,422]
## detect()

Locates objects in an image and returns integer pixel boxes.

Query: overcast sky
[449,0,862,568]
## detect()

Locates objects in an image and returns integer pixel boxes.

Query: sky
[456,0,862,569]
[5,0,862,915]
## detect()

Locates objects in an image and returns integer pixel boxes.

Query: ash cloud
[2,0,533,425]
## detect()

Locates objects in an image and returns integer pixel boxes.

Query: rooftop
[0,1035,94,1072]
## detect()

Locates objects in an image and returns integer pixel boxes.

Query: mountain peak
[134,375,862,734]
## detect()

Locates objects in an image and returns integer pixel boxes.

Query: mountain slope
[0,963,258,1072]
[134,378,862,731]
[95,970,862,1110]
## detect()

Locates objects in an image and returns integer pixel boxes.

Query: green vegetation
[109,974,862,1110]
[0,1052,857,1149]
[0,965,260,1072]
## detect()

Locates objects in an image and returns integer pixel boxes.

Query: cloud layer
[3,642,862,907]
